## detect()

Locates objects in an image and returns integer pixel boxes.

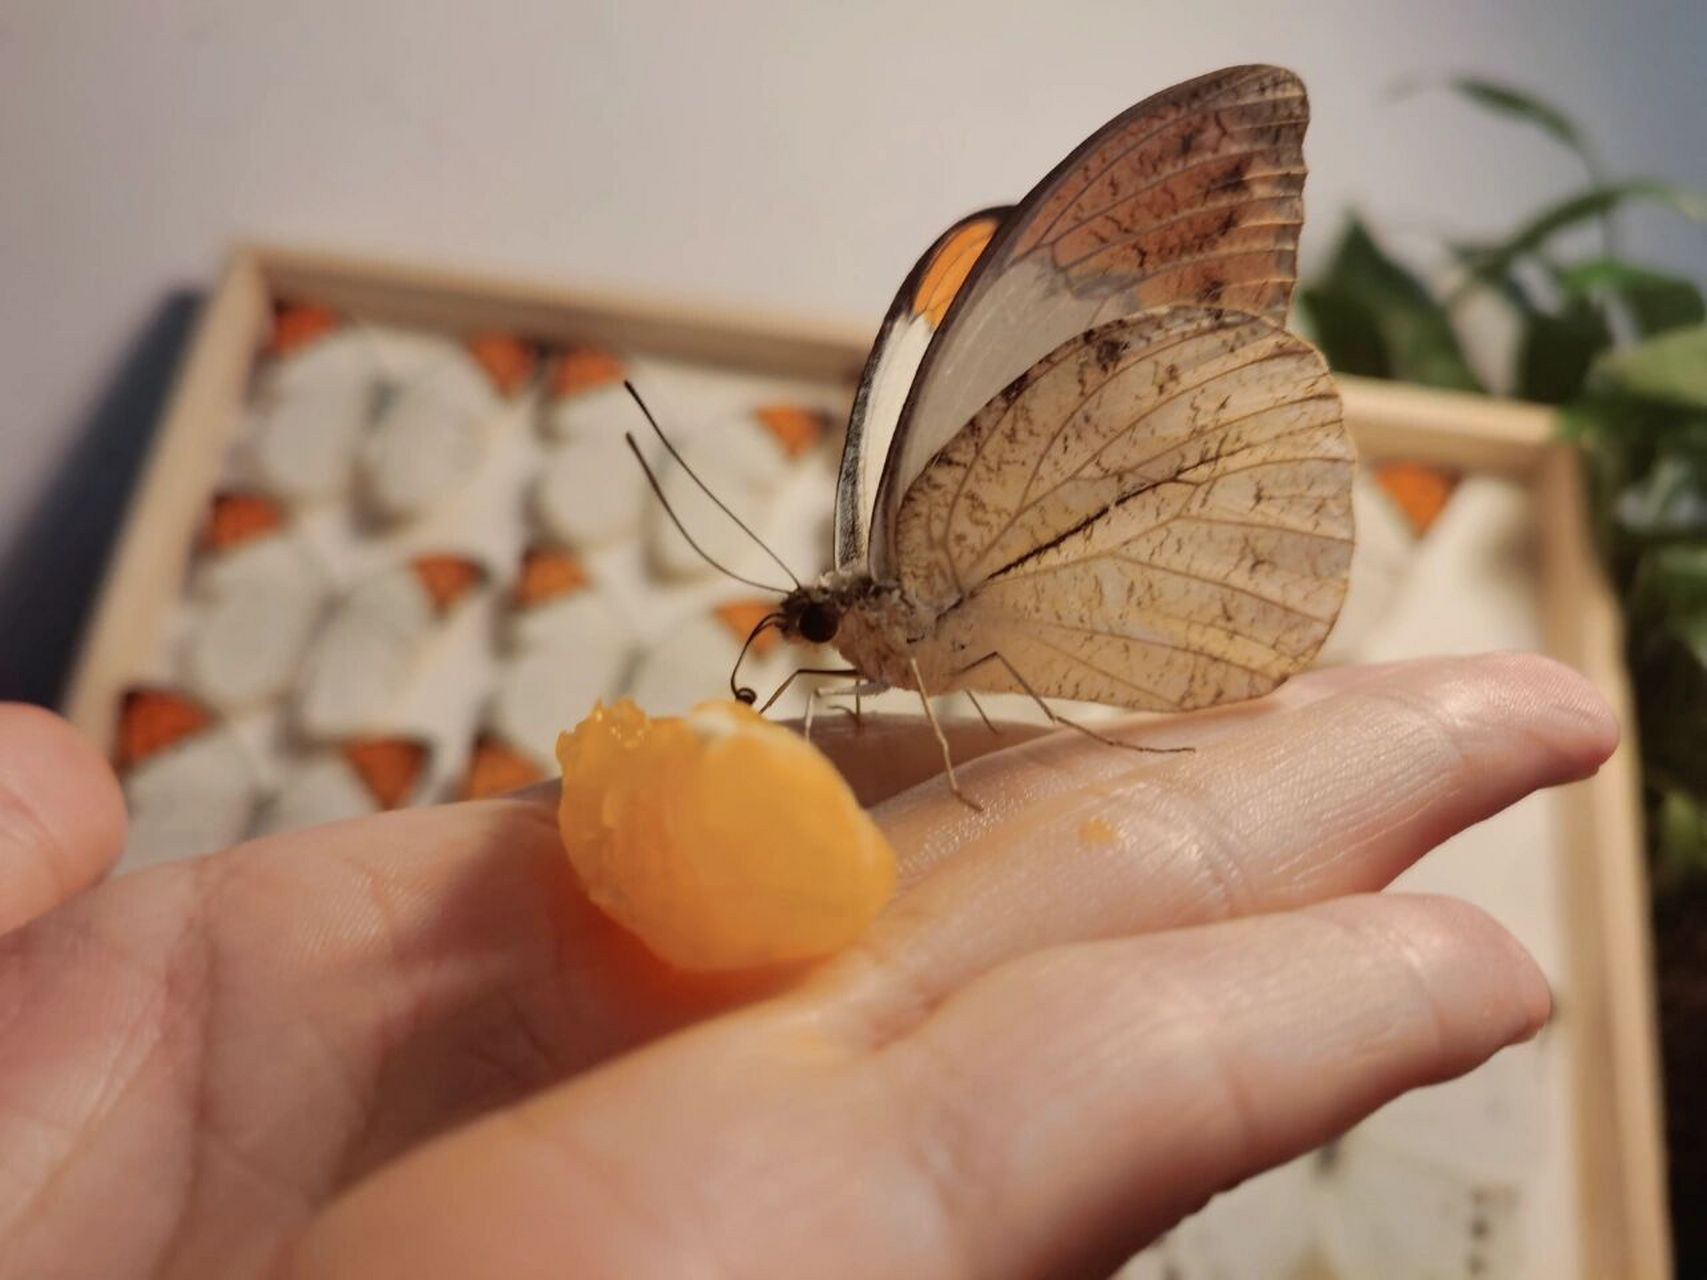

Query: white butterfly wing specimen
[862,64,1311,580]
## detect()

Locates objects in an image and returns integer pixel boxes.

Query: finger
[0,705,126,932]
[795,713,1047,806]
[825,653,1612,1035]
[866,893,1551,1278]
[504,661,1409,814]
[837,657,1448,856]
[288,894,1546,1280]
[806,658,1413,808]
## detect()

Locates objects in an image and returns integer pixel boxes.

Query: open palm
[0,653,1614,1279]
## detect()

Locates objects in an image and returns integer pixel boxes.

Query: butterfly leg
[953,651,1193,756]
[801,685,855,745]
[963,690,1000,735]
[758,666,863,716]
[909,657,982,811]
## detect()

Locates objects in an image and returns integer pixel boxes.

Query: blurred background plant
[1297,76,1706,1270]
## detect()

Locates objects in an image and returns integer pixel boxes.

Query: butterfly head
[778,584,844,645]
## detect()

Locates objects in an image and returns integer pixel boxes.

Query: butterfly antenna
[623,381,801,589]
[728,612,786,706]
[624,436,789,594]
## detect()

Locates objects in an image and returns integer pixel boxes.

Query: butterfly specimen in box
[634,65,1355,799]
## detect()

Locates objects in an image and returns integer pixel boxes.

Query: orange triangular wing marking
[551,347,626,398]
[467,334,537,396]
[512,545,590,609]
[116,688,210,770]
[460,734,545,800]
[1373,461,1459,536]
[913,216,1001,326]
[343,738,429,809]
[411,555,486,614]
[754,405,830,459]
[202,491,286,553]
[714,600,781,657]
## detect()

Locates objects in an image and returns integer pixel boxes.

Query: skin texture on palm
[0,654,1615,1279]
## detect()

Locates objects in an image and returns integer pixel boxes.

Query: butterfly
[646,65,1356,799]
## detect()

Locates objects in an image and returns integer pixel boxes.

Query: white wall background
[2,0,1704,641]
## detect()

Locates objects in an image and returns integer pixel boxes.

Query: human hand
[0,654,1615,1278]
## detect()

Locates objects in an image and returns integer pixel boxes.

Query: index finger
[0,705,127,932]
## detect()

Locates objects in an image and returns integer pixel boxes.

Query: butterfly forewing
[835,208,1007,569]
[869,65,1310,578]
[896,306,1353,712]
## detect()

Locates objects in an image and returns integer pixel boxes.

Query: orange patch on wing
[269,304,340,357]
[461,733,546,800]
[753,405,829,459]
[411,555,486,614]
[513,545,590,609]
[201,491,286,553]
[116,688,210,771]
[913,217,999,326]
[551,347,625,398]
[1373,461,1459,537]
[467,333,537,397]
[714,600,781,658]
[343,738,429,810]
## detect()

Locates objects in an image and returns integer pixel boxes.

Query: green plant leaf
[1300,216,1483,392]
[1456,181,1707,294]
[1654,785,1707,889]
[1518,295,1614,404]
[1559,259,1707,336]
[1445,78,1600,176]
[1594,324,1707,408]
[1616,446,1707,543]
[1295,286,1392,379]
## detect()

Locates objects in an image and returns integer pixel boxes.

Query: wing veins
[992,547,1336,625]
[1038,145,1308,259]
[1166,512,1355,544]
[1058,213,1304,274]
[960,353,1331,581]
[1024,74,1302,250]
[1010,614,1279,682]
[981,588,1311,665]
[977,628,1186,711]
[944,324,1217,565]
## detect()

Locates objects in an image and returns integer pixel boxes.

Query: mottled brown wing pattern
[896,306,1354,713]
[1006,64,1308,321]
[870,65,1312,577]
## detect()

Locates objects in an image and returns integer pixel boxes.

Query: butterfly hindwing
[896,306,1353,712]
[869,65,1310,577]
[836,208,1008,568]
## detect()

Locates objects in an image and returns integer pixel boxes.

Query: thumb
[0,704,126,932]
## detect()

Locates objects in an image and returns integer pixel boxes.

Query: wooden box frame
[63,244,1672,1278]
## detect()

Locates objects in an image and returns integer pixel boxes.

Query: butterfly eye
[798,602,840,645]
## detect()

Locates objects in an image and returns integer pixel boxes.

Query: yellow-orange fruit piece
[753,405,829,459]
[513,545,590,609]
[268,304,340,357]
[557,699,896,971]
[201,491,286,553]
[713,599,781,657]
[551,346,625,398]
[116,688,209,771]
[1373,460,1459,537]
[461,734,545,800]
[411,554,485,614]
[467,333,537,397]
[343,738,429,809]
